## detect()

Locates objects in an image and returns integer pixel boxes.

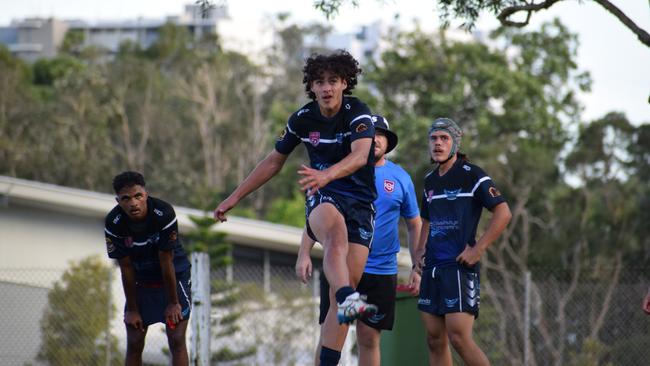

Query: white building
[0,4,227,62]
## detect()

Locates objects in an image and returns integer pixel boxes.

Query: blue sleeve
[348,102,374,142]
[275,116,301,155]
[473,171,506,210]
[400,172,420,219]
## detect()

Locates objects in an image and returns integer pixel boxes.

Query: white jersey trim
[162,217,177,231]
[349,114,372,126]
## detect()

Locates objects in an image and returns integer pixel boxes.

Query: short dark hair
[303,50,362,100]
[112,171,146,194]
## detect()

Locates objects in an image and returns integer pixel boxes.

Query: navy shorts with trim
[417,264,480,318]
[319,272,397,330]
[305,191,375,248]
[130,271,192,326]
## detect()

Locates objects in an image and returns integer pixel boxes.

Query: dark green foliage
[37,257,122,365]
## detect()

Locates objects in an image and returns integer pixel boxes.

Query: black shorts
[305,191,375,248]
[417,264,480,318]
[130,271,192,326]
[319,272,398,330]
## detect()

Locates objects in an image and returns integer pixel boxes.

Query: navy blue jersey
[105,197,191,281]
[420,159,505,269]
[275,96,376,203]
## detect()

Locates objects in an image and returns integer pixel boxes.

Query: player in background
[105,171,191,366]
[416,118,512,366]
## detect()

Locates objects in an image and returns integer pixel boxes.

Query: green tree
[309,0,650,47]
[37,256,121,366]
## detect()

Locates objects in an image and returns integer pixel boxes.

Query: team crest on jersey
[106,237,115,253]
[383,179,395,193]
[309,132,320,146]
[355,123,368,133]
[124,236,134,248]
[426,190,434,203]
[444,189,461,200]
[277,128,287,141]
[489,186,501,198]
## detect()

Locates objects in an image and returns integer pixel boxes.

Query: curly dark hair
[112,171,146,194]
[303,50,362,100]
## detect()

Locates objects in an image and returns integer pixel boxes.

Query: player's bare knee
[126,335,145,353]
[167,332,187,353]
[425,331,447,351]
[447,331,471,352]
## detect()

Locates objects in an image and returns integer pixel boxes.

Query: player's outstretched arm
[298,137,372,194]
[215,150,288,222]
[296,229,316,284]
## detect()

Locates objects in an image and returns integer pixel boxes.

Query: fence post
[523,270,531,366]
[106,266,113,366]
[190,252,211,366]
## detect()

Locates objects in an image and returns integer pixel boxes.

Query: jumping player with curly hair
[215,50,378,366]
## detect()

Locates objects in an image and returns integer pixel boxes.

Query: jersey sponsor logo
[154,208,163,216]
[345,103,351,110]
[113,214,121,224]
[430,219,459,237]
[383,179,395,193]
[488,186,501,198]
[463,165,471,171]
[169,231,178,242]
[444,188,461,200]
[106,237,115,253]
[367,313,386,323]
[297,108,309,116]
[355,123,368,133]
[277,128,287,141]
[124,236,134,248]
[418,298,431,305]
[426,190,434,203]
[445,298,459,308]
[309,131,320,146]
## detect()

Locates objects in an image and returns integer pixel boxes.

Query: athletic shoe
[336,292,378,324]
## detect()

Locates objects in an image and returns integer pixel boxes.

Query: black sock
[320,346,341,366]
[335,286,355,304]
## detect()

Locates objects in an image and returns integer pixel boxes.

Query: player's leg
[319,243,369,363]
[356,273,397,366]
[445,312,489,366]
[166,319,189,366]
[125,325,148,366]
[308,202,350,295]
[421,313,451,366]
[356,321,381,366]
[165,271,191,366]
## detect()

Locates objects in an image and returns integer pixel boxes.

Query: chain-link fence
[1,257,649,366]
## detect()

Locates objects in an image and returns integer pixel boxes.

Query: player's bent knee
[425,332,447,352]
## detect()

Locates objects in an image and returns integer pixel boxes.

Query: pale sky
[1,0,648,124]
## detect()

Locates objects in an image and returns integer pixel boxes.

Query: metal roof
[0,175,413,266]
